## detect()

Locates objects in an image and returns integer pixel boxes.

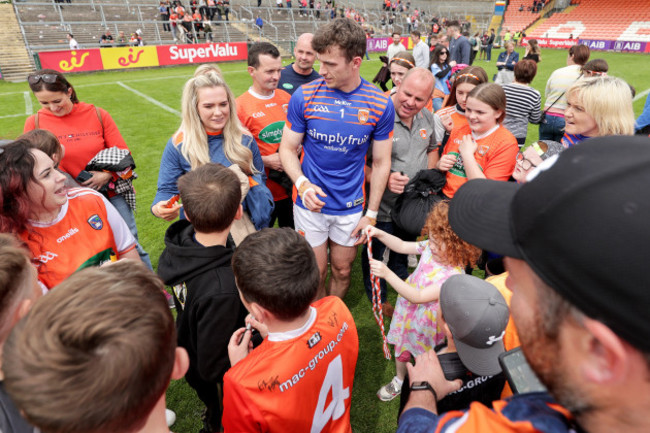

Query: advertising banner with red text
[38,49,104,73]
[522,37,578,49]
[100,46,160,70]
[156,42,247,65]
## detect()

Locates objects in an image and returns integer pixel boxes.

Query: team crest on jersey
[282,103,289,113]
[357,109,370,124]
[87,214,103,230]
[419,129,427,139]
[307,332,321,348]
[477,145,490,156]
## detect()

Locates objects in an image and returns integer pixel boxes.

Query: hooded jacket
[158,219,247,406]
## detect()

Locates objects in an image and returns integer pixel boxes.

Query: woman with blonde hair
[152,70,273,229]
[562,76,635,147]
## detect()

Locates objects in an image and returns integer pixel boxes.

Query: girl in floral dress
[367,201,481,401]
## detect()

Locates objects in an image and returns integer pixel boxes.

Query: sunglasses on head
[27,74,59,85]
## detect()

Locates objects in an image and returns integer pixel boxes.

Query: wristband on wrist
[295,175,308,190]
[410,381,438,401]
[365,209,378,219]
[300,187,315,202]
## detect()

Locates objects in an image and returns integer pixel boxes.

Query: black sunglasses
[27,74,59,85]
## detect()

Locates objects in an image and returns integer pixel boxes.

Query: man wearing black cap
[397,135,650,433]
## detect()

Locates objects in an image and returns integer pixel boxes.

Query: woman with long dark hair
[429,45,451,111]
[0,140,139,289]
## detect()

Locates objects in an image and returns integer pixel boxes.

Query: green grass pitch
[0,47,648,433]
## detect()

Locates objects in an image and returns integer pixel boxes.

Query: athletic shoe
[166,409,176,427]
[377,377,402,401]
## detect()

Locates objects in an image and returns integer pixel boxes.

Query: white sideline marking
[116,81,181,117]
[0,113,32,119]
[634,88,649,102]
[24,91,33,115]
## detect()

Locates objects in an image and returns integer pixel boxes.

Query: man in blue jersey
[279,17,394,300]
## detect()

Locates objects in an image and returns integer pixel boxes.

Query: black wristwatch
[410,381,438,401]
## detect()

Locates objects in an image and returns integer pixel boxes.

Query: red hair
[422,201,481,268]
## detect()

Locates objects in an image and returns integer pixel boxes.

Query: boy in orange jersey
[224,228,359,433]
[236,42,293,228]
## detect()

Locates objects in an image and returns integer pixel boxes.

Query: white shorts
[293,205,362,248]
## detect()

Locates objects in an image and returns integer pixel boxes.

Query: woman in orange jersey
[437,83,518,199]
[0,140,139,290]
[23,69,150,268]
[433,66,488,151]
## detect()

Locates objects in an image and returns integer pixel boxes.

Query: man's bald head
[294,33,317,74]
[402,67,434,96]
[392,67,434,123]
[296,32,314,47]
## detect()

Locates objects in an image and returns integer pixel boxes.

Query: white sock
[393,376,404,387]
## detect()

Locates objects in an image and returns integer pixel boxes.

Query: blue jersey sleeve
[287,87,307,134]
[153,138,187,208]
[373,97,395,141]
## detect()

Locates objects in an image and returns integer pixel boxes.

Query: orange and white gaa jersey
[223,296,359,433]
[236,88,292,201]
[22,188,135,289]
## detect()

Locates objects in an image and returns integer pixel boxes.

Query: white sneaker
[165,409,176,427]
[377,377,402,401]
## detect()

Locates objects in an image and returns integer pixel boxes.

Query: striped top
[287,77,394,215]
[502,83,542,139]
[544,64,582,112]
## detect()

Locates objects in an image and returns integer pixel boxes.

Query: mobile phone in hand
[76,170,93,183]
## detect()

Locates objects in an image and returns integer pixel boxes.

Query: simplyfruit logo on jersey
[259,121,285,144]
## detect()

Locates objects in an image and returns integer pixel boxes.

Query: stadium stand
[500,0,542,34]
[528,0,650,40]
[2,0,493,80]
[0,4,35,81]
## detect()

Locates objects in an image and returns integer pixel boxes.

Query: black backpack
[391,169,446,237]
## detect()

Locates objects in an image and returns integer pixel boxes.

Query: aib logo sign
[614,41,642,51]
